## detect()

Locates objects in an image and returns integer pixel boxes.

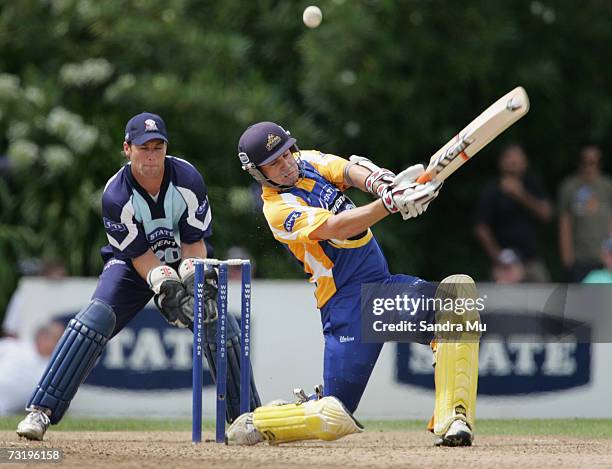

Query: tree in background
[1,0,611,316]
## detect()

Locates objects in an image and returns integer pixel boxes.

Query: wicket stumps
[192,258,252,444]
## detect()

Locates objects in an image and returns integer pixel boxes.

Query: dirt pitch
[2,430,611,468]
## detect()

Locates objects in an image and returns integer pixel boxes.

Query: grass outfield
[1,417,611,438]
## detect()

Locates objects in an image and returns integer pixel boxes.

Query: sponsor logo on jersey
[103,217,128,233]
[284,210,301,232]
[196,200,208,216]
[144,119,158,131]
[322,186,336,205]
[266,133,282,151]
[103,258,126,271]
[329,193,356,214]
[339,335,355,343]
[147,227,174,242]
[315,181,355,214]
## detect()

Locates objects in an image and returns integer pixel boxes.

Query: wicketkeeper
[225,122,480,447]
[16,113,261,441]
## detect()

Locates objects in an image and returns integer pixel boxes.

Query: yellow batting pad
[432,340,479,435]
[431,274,480,436]
[434,274,481,332]
[253,396,363,444]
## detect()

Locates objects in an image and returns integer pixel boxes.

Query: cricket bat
[416,86,530,184]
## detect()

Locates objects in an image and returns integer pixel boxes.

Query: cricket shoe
[434,419,473,447]
[225,412,265,446]
[16,409,51,441]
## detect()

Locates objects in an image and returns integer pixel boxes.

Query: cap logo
[266,134,282,151]
[144,119,158,132]
[124,132,130,141]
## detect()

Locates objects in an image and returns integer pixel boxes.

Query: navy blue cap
[238,121,296,166]
[124,112,168,145]
[497,248,522,266]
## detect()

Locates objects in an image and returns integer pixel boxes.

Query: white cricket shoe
[225,412,265,446]
[434,419,473,447]
[16,410,51,441]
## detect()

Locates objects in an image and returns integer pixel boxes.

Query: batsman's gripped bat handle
[416,171,433,184]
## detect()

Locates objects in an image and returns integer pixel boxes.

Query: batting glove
[386,164,443,219]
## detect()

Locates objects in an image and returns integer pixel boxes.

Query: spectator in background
[0,321,64,415]
[474,145,552,282]
[582,237,612,284]
[559,145,612,282]
[492,248,526,284]
[1,258,67,338]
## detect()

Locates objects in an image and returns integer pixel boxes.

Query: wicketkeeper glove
[178,258,197,297]
[202,267,219,323]
[147,265,194,328]
[178,258,218,323]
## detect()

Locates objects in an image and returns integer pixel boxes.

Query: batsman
[226,122,480,447]
[16,113,261,441]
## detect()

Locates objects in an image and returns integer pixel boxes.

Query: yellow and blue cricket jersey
[262,150,390,308]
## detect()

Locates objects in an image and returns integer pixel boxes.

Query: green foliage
[1,0,612,317]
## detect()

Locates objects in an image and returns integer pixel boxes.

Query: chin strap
[239,151,305,189]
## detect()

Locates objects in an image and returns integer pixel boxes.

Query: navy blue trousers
[320,274,435,413]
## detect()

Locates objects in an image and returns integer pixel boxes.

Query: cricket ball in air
[303,5,323,28]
